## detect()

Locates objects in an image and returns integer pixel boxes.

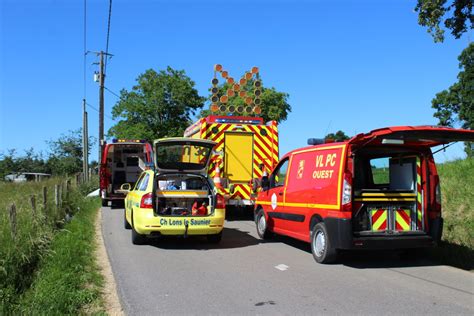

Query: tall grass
[18,196,103,314]
[430,158,474,270]
[0,177,99,313]
[437,158,474,249]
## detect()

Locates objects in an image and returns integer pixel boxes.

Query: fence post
[30,195,36,218]
[61,182,64,205]
[66,180,71,200]
[43,186,47,208]
[9,203,17,240]
[55,185,59,208]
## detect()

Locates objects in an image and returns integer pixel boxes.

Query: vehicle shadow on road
[339,250,440,269]
[271,235,442,269]
[147,227,264,250]
[110,201,125,209]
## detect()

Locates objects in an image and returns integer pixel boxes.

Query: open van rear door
[348,126,474,148]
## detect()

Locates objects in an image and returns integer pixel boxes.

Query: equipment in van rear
[254,126,474,263]
[99,139,153,207]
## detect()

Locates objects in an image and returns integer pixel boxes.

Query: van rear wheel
[311,223,337,264]
[256,209,272,239]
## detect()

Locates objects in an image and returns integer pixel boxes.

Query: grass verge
[429,158,474,270]
[17,197,105,314]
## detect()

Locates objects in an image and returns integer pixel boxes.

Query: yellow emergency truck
[184,65,279,212]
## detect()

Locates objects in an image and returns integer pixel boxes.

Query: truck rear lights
[140,193,153,209]
[216,194,226,209]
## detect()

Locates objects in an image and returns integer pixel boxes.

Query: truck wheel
[207,231,223,244]
[124,210,131,230]
[101,199,108,207]
[311,223,337,264]
[256,209,272,240]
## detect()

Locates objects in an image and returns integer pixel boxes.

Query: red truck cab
[100,139,153,207]
[254,126,474,263]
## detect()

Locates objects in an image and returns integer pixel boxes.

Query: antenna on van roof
[323,120,332,139]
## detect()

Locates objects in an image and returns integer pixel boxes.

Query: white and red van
[100,139,153,207]
[254,126,474,263]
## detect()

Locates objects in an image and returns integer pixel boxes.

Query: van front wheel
[256,209,272,239]
[311,223,337,264]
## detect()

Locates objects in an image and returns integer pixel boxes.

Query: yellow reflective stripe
[354,198,416,202]
[292,144,346,155]
[257,201,340,210]
[359,193,416,197]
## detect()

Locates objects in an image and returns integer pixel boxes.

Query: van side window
[271,159,289,188]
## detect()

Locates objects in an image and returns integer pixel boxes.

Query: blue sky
[1,0,471,163]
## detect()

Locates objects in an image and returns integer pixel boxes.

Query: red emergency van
[100,139,153,207]
[254,126,474,263]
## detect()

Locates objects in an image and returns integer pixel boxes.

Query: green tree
[432,43,473,156]
[0,149,48,180]
[46,129,95,175]
[325,130,350,142]
[415,0,473,42]
[200,79,291,124]
[0,149,19,180]
[109,67,205,141]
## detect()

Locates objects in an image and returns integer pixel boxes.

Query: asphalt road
[101,206,474,315]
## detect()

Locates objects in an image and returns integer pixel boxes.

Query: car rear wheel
[131,212,146,245]
[256,209,272,239]
[207,231,223,244]
[124,210,131,229]
[311,223,337,264]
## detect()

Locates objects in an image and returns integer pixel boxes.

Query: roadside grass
[427,158,474,270]
[0,177,104,313]
[17,197,105,314]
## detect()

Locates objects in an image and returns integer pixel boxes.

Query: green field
[0,177,104,314]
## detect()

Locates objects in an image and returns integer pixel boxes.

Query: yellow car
[123,138,225,245]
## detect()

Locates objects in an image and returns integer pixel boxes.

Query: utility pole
[82,99,89,182]
[89,50,112,162]
[98,51,105,162]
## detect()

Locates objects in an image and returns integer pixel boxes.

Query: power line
[86,102,116,121]
[104,86,122,99]
[104,0,113,74]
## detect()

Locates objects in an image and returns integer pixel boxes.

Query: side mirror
[251,178,261,193]
[120,183,131,192]
[261,176,269,191]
